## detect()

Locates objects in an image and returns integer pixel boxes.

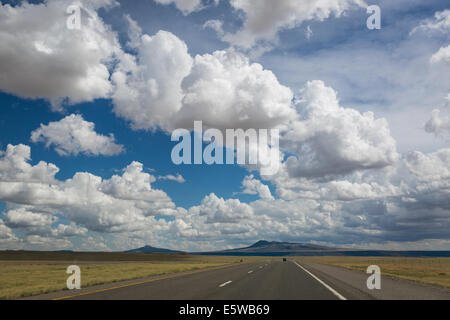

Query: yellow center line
[52,264,236,300]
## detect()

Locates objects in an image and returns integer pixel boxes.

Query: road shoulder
[297,261,450,300]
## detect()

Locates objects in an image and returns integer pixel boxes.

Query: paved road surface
[36,261,340,300]
[27,260,450,300]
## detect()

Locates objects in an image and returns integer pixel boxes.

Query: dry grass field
[0,261,225,300]
[297,256,450,288]
[0,251,272,300]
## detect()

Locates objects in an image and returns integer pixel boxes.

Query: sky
[0,0,450,252]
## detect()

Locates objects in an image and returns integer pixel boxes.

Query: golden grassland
[297,256,450,288]
[0,253,271,300]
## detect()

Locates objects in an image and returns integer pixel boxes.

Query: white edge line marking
[219,280,232,288]
[293,261,347,300]
[248,270,253,274]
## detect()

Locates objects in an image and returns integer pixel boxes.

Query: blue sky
[0,92,251,208]
[0,0,449,251]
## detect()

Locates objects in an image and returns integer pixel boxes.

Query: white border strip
[293,261,347,300]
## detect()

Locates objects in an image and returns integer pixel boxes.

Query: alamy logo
[66,4,81,30]
[66,265,81,290]
[366,265,381,290]
[367,5,381,30]
[171,121,280,176]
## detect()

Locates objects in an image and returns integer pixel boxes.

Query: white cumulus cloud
[112,30,193,131]
[5,207,56,229]
[154,0,203,15]
[431,45,450,65]
[241,175,274,200]
[223,0,366,49]
[158,174,186,183]
[194,193,254,223]
[412,9,450,34]
[0,144,181,234]
[425,109,450,137]
[0,144,59,183]
[176,50,296,131]
[282,80,398,180]
[0,0,122,108]
[112,23,296,132]
[31,114,124,156]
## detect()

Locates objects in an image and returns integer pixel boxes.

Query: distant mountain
[223,240,342,254]
[126,241,450,257]
[126,245,184,253]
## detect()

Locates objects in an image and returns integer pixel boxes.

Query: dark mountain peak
[249,240,274,247]
[229,240,338,253]
[137,245,155,251]
[126,245,183,253]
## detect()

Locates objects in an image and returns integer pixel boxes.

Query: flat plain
[2,251,450,299]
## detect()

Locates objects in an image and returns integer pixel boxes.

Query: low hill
[125,245,184,254]
[208,240,346,255]
[239,240,338,252]
[195,240,450,257]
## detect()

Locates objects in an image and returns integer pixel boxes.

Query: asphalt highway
[53,261,342,300]
[29,260,450,300]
